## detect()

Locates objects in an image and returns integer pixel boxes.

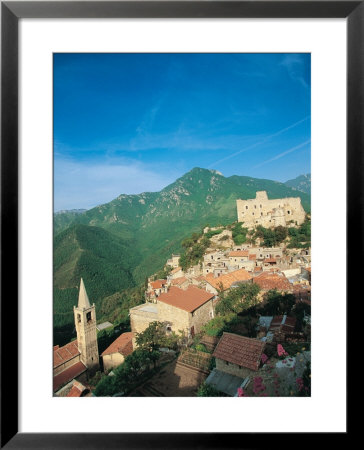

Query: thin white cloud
[54,157,179,211]
[252,139,311,169]
[208,116,310,168]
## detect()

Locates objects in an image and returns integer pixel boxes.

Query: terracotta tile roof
[157,286,214,313]
[66,385,83,397]
[53,361,87,392]
[66,381,86,397]
[213,333,265,371]
[204,268,252,291]
[150,279,167,289]
[253,271,292,291]
[254,266,262,272]
[171,266,182,274]
[264,258,276,263]
[249,254,256,260]
[101,332,134,357]
[171,276,188,286]
[53,340,80,368]
[229,250,249,257]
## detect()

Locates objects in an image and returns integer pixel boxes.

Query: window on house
[287,210,291,214]
[246,205,248,209]
[77,314,81,323]
[86,311,92,322]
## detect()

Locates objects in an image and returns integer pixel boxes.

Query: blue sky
[54,53,310,211]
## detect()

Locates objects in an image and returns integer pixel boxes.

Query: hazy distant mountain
[54,209,87,235]
[284,173,311,194]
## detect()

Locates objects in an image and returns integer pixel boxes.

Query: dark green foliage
[260,289,296,315]
[283,342,310,355]
[253,225,288,247]
[135,321,168,352]
[194,343,208,353]
[197,382,225,397]
[201,313,237,337]
[204,229,223,239]
[93,349,159,397]
[215,283,261,315]
[287,218,311,248]
[292,302,311,332]
[231,222,248,245]
[54,224,136,290]
[179,232,210,271]
[153,265,172,281]
[99,285,145,324]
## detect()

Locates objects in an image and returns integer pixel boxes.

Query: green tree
[261,289,296,315]
[135,321,167,352]
[197,382,224,397]
[215,283,260,315]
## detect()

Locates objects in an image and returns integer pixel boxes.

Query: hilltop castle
[236,191,306,229]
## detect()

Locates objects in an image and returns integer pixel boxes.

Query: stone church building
[53,278,99,393]
[236,191,306,229]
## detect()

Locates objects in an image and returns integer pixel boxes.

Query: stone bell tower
[74,278,99,372]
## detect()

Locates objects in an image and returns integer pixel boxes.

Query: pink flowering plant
[277,344,289,359]
[237,387,247,397]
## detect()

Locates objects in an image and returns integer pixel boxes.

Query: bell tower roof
[78,278,91,309]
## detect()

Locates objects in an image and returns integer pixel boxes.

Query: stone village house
[101,331,134,372]
[129,285,216,345]
[213,332,266,379]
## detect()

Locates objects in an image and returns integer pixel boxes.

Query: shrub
[195,343,208,353]
[197,382,224,397]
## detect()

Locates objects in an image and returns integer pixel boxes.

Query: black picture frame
[1,1,358,448]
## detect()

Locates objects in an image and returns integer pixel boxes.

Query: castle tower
[74,278,99,372]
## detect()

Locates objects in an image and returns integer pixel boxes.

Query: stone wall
[130,305,159,335]
[215,358,254,379]
[102,352,125,372]
[191,299,215,335]
[157,301,191,335]
[237,191,306,228]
